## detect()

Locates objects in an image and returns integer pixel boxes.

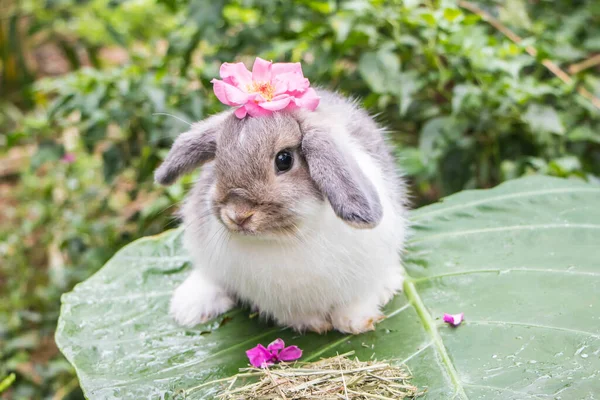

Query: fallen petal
[278,346,303,362]
[267,338,285,352]
[246,344,274,368]
[443,313,464,326]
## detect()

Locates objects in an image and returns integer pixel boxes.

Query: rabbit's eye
[275,150,293,173]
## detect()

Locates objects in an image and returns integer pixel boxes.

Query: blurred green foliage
[1,0,599,398]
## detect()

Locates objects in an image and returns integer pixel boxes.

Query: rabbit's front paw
[379,268,405,306]
[330,301,384,334]
[169,271,234,327]
[286,314,333,334]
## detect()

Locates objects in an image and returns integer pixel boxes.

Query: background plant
[1,0,599,398]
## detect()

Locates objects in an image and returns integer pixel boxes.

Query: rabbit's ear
[155,112,230,185]
[301,127,383,228]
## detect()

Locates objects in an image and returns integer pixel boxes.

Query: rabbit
[154,89,408,334]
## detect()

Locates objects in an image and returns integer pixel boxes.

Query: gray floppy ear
[155,112,229,185]
[301,127,383,229]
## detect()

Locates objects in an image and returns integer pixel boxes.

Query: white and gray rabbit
[155,90,408,334]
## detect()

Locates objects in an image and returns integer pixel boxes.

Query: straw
[209,351,422,399]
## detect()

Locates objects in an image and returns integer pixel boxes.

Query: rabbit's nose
[224,209,254,227]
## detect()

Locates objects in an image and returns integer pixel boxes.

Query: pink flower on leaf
[443,313,464,326]
[246,338,302,368]
[246,344,273,368]
[211,57,320,118]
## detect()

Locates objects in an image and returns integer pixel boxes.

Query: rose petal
[246,344,274,368]
[272,72,309,94]
[258,96,291,111]
[267,338,285,352]
[211,79,249,106]
[252,57,272,83]
[272,78,288,95]
[220,62,252,89]
[287,77,310,93]
[272,62,303,76]
[443,313,464,326]
[245,101,273,117]
[292,87,320,111]
[277,346,302,362]
[234,106,248,119]
[246,92,262,102]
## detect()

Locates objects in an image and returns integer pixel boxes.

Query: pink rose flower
[211,57,320,118]
[246,338,302,368]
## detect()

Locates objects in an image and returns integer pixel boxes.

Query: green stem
[403,280,468,399]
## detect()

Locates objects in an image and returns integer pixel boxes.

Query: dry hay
[213,351,422,400]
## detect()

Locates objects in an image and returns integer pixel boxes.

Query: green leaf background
[56,176,600,399]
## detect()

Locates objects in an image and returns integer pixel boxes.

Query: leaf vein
[466,320,600,339]
[303,336,352,362]
[399,342,433,365]
[413,187,600,221]
[108,327,284,388]
[411,268,600,283]
[409,223,600,244]
[384,303,411,319]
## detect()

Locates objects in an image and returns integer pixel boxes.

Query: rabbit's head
[155,110,382,236]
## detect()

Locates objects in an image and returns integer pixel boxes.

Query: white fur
[170,117,407,333]
[169,269,234,327]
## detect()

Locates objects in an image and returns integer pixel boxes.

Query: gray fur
[154,111,233,185]
[300,125,383,227]
[156,89,405,231]
[313,90,406,201]
[309,89,408,220]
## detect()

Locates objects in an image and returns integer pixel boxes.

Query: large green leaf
[56,176,600,399]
